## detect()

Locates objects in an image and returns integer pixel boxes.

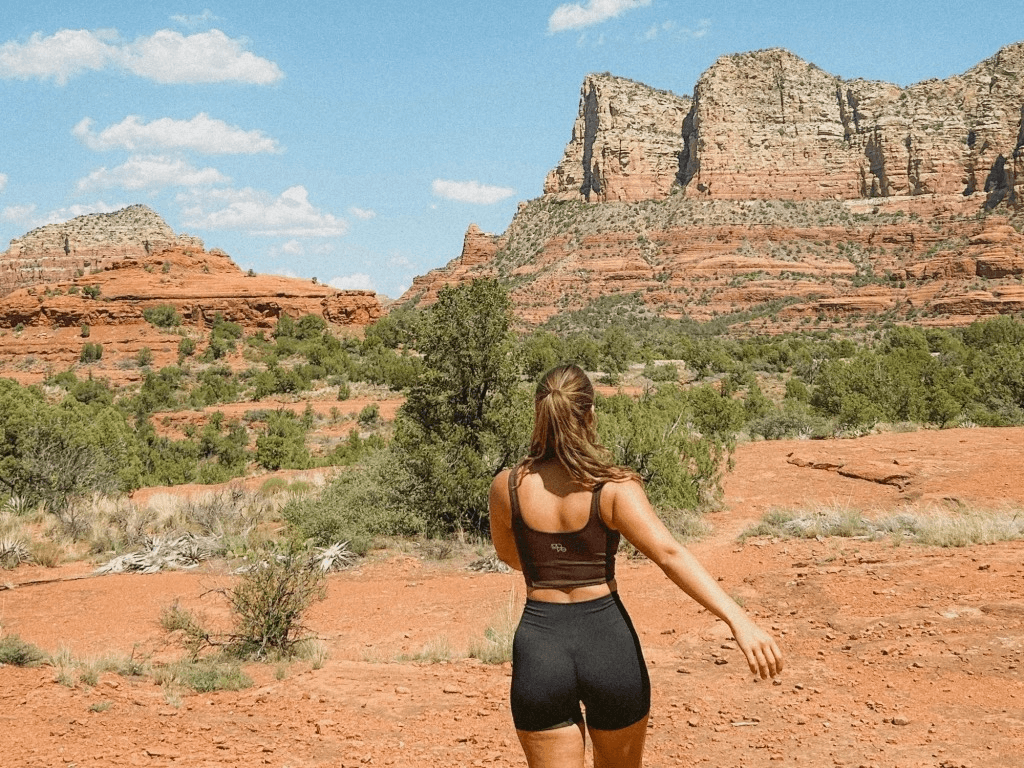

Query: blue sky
[2,1,1023,298]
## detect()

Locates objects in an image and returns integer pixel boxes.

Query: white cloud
[2,204,36,223]
[77,155,228,191]
[645,18,710,40]
[121,29,283,84]
[170,10,219,27]
[348,206,376,220]
[0,28,282,85]
[328,273,375,291]
[0,29,118,85]
[686,19,711,38]
[74,114,281,154]
[0,173,6,192]
[180,185,348,236]
[281,239,304,255]
[548,0,651,33]
[431,179,516,205]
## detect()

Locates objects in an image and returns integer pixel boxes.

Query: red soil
[2,427,1023,767]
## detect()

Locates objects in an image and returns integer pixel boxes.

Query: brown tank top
[508,466,619,590]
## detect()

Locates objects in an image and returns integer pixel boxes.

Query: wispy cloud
[170,9,219,27]
[432,179,515,205]
[644,18,711,41]
[548,0,651,33]
[77,155,228,191]
[180,185,348,236]
[348,206,376,220]
[0,173,7,193]
[2,204,35,223]
[0,28,282,85]
[74,114,281,154]
[328,273,375,291]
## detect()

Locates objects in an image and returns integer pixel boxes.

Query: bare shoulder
[489,468,513,513]
[600,477,650,528]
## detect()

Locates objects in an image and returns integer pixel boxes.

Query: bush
[143,304,183,328]
[0,634,46,666]
[135,347,154,367]
[285,455,414,552]
[357,403,380,426]
[177,336,196,360]
[80,324,90,338]
[224,542,328,660]
[255,411,309,470]
[80,342,103,363]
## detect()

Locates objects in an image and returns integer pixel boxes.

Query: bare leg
[517,722,586,768]
[589,714,648,768]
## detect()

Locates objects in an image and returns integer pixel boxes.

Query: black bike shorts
[510,592,650,732]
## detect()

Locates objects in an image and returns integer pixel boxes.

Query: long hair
[520,364,639,487]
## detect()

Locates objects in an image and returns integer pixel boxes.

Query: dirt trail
[2,427,1023,767]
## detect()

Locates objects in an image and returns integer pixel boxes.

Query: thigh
[511,619,583,732]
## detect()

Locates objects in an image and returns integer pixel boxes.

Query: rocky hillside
[0,206,381,381]
[402,44,1024,328]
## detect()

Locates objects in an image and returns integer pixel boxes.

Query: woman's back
[514,460,602,534]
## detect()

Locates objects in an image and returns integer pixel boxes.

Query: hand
[731,618,783,679]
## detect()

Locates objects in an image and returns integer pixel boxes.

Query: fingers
[740,635,783,679]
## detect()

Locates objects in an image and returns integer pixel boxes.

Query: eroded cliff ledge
[545,43,1024,206]
[0,206,381,379]
[402,43,1024,329]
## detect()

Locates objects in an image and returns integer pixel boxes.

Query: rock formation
[544,74,692,203]
[0,205,199,294]
[0,206,381,379]
[401,43,1024,329]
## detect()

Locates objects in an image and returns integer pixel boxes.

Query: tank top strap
[590,482,604,523]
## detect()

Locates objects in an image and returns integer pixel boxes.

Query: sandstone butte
[400,43,1024,327]
[0,204,381,383]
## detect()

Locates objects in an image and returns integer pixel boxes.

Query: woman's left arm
[608,480,783,679]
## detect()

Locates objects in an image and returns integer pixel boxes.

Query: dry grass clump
[740,503,1024,547]
[468,589,522,665]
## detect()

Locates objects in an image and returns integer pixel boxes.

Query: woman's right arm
[608,480,783,679]
[488,471,523,571]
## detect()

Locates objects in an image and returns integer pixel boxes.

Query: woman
[489,364,782,768]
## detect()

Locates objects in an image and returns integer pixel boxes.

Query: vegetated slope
[401,45,1024,328]
[0,205,381,383]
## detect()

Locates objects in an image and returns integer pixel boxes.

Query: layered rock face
[0,206,381,379]
[680,45,1024,204]
[0,204,201,294]
[544,74,692,202]
[401,43,1024,329]
[544,43,1024,207]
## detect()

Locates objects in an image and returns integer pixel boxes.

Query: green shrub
[255,411,309,470]
[0,634,46,666]
[143,304,182,328]
[135,347,154,367]
[357,403,380,426]
[177,336,196,359]
[80,342,103,363]
[282,451,417,550]
[80,324,90,338]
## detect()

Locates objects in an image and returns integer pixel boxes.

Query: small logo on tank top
[550,543,566,552]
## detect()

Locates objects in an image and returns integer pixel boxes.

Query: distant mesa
[400,43,1024,327]
[0,205,381,374]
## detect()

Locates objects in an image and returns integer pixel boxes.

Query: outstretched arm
[608,480,783,679]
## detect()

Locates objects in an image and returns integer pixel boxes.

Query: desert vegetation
[1,279,1023,569]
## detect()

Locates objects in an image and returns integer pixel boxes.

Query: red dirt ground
[2,427,1023,767]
